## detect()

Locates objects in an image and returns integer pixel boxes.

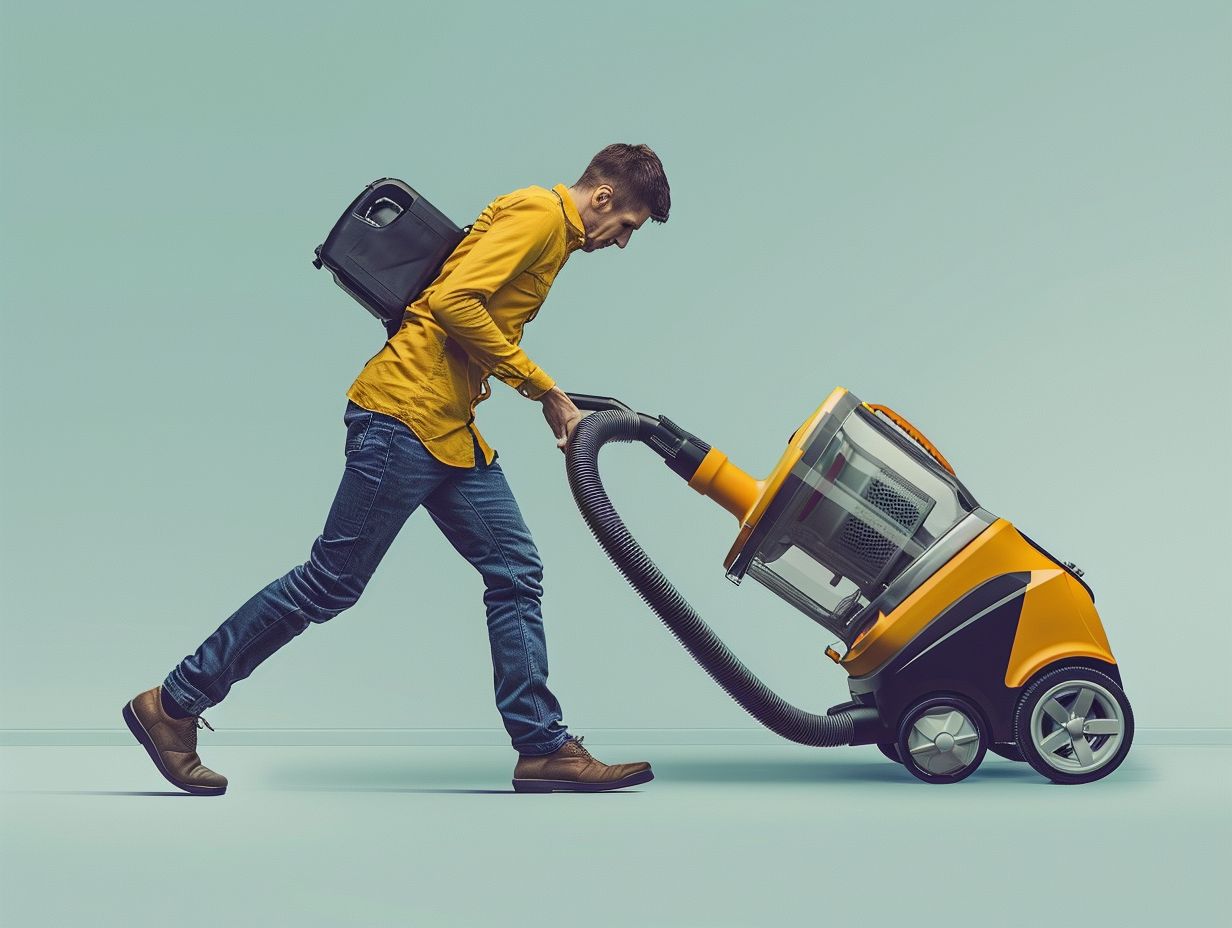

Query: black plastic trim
[848,573,1031,740]
[1016,528,1096,603]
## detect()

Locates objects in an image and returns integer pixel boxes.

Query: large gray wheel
[896,695,988,784]
[1014,666,1134,785]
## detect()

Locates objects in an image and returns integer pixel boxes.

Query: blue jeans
[162,400,570,755]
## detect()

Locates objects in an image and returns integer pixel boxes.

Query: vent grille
[837,471,930,577]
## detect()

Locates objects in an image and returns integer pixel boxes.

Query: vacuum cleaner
[564,387,1133,784]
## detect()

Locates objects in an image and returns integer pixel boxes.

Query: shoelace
[181,715,214,750]
[566,734,591,757]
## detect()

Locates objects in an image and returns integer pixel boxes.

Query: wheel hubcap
[1030,680,1125,774]
[907,707,980,775]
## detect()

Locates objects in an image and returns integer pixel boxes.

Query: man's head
[568,143,670,253]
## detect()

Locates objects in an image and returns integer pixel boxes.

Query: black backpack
[312,178,469,339]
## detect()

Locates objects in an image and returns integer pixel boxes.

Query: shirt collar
[552,183,588,252]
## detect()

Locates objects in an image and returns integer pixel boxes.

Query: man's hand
[539,386,582,453]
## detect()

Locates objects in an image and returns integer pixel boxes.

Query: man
[123,144,671,795]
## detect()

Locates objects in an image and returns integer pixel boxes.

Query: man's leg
[161,401,450,714]
[422,455,570,756]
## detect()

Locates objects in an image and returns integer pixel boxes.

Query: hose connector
[686,448,762,521]
[566,393,712,482]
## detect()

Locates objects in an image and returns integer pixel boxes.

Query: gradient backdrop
[1,1,1228,740]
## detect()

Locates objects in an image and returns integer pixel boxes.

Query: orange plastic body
[840,519,1115,684]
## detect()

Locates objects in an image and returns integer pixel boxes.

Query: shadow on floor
[9,786,647,797]
[656,756,1043,785]
[278,786,645,795]
[12,790,197,797]
[277,786,519,795]
[254,753,1052,791]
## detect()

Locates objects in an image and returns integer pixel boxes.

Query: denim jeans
[162,400,570,755]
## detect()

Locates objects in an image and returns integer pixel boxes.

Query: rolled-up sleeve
[424,197,558,399]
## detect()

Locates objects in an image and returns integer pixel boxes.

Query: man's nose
[617,232,631,249]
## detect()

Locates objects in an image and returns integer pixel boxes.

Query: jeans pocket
[344,407,374,457]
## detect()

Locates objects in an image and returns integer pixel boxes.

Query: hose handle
[566,393,634,414]
[863,403,955,476]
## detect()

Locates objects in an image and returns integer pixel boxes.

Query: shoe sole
[121,699,226,796]
[511,768,654,793]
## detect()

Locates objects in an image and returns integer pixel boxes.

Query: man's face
[580,185,652,253]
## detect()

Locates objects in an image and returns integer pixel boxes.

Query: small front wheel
[896,695,988,784]
[1015,666,1134,785]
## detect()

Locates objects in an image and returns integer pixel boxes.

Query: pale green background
[1,0,1228,737]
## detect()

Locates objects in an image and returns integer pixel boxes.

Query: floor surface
[1,743,1227,926]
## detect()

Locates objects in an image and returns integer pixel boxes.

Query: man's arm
[424,195,559,400]
[538,386,582,452]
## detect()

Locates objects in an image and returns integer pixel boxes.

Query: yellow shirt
[346,183,586,467]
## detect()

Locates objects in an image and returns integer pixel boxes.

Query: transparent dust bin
[728,396,976,644]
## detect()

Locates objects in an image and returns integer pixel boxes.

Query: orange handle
[864,403,955,476]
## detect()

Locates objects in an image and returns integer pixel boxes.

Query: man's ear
[590,184,614,212]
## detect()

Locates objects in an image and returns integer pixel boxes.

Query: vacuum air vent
[836,468,932,582]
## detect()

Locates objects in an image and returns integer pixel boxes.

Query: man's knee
[486,548,544,599]
[281,562,368,624]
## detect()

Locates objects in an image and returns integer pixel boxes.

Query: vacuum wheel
[1014,665,1134,785]
[990,743,1025,762]
[896,695,988,784]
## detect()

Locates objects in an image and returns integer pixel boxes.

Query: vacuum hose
[565,407,861,747]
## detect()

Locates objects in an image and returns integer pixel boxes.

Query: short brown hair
[575,143,671,223]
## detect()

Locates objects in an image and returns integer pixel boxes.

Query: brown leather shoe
[122,686,227,796]
[512,736,653,793]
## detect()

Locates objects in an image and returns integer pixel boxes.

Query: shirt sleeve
[424,195,558,400]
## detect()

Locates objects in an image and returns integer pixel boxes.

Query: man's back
[346,183,587,468]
